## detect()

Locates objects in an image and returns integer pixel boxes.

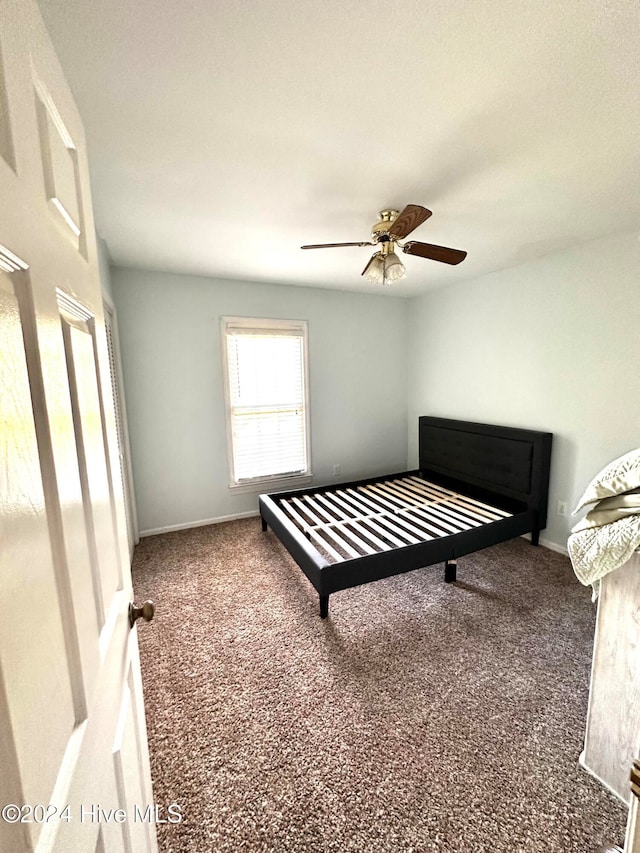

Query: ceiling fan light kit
[361,248,406,285]
[301,204,467,286]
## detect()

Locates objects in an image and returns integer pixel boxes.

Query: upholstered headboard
[418,416,553,524]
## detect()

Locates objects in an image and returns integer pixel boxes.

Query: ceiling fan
[301,204,467,285]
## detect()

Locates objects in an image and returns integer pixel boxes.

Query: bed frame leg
[319,595,329,619]
[261,516,267,532]
[444,560,457,583]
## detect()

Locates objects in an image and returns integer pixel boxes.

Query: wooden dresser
[581,551,640,803]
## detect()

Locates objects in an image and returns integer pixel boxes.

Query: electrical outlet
[333,464,341,477]
[557,500,568,517]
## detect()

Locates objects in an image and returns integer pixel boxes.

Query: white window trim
[220,316,312,492]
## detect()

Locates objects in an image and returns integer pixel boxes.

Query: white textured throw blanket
[568,449,640,598]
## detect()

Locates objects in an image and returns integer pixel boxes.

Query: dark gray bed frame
[259,416,553,618]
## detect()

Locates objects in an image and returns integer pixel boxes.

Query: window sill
[228,474,313,495]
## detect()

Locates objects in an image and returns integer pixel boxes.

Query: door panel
[34,86,83,248]
[61,305,121,630]
[12,269,99,719]
[0,39,16,170]
[113,668,156,853]
[0,270,76,849]
[0,3,157,851]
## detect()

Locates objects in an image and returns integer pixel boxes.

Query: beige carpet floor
[132,518,627,852]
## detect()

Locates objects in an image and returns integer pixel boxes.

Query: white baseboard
[139,510,260,538]
[540,536,568,556]
[521,532,568,556]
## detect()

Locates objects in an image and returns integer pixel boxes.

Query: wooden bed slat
[363,518,407,548]
[308,530,344,563]
[344,520,392,552]
[330,490,420,545]
[434,502,483,528]
[441,497,501,523]
[333,489,373,517]
[278,474,513,566]
[344,487,393,516]
[302,494,339,524]
[358,484,405,512]
[314,492,352,522]
[290,496,325,527]
[445,498,501,524]
[391,479,489,525]
[381,481,480,533]
[406,476,512,518]
[281,498,313,533]
[409,504,467,534]
[357,516,410,548]
[320,491,359,519]
[398,507,453,537]
[375,480,428,508]
[385,510,436,541]
[329,523,377,556]
[407,474,512,516]
[313,524,362,560]
[331,489,392,524]
[310,512,397,556]
[297,501,378,558]
[403,477,472,507]
[365,510,423,545]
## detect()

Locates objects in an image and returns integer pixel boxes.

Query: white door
[0,2,158,851]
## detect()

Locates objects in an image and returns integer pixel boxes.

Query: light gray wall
[407,229,640,550]
[111,268,409,534]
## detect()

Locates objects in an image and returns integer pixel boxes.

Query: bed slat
[313,524,362,559]
[398,508,453,537]
[374,480,428,507]
[406,476,511,518]
[302,494,339,524]
[407,505,464,535]
[308,529,344,563]
[290,496,325,527]
[358,484,405,512]
[281,498,313,532]
[343,520,392,552]
[276,474,513,566]
[314,492,353,521]
[364,510,423,545]
[328,523,377,556]
[356,516,411,548]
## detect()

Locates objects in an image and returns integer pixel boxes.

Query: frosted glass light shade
[361,252,385,284]
[362,250,406,284]
[383,251,406,282]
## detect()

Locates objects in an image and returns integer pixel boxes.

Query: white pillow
[573,448,640,513]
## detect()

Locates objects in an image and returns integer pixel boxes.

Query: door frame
[102,288,139,557]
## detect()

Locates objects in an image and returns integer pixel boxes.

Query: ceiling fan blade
[301,241,373,249]
[387,205,432,240]
[402,241,467,265]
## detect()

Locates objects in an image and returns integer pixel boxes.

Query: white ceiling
[37,0,640,297]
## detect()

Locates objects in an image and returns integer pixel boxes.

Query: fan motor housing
[371,209,399,243]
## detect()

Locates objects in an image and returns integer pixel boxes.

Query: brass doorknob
[129,600,155,629]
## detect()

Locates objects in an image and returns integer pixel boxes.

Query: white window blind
[223,318,310,486]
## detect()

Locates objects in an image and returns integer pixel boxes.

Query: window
[221,317,311,489]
